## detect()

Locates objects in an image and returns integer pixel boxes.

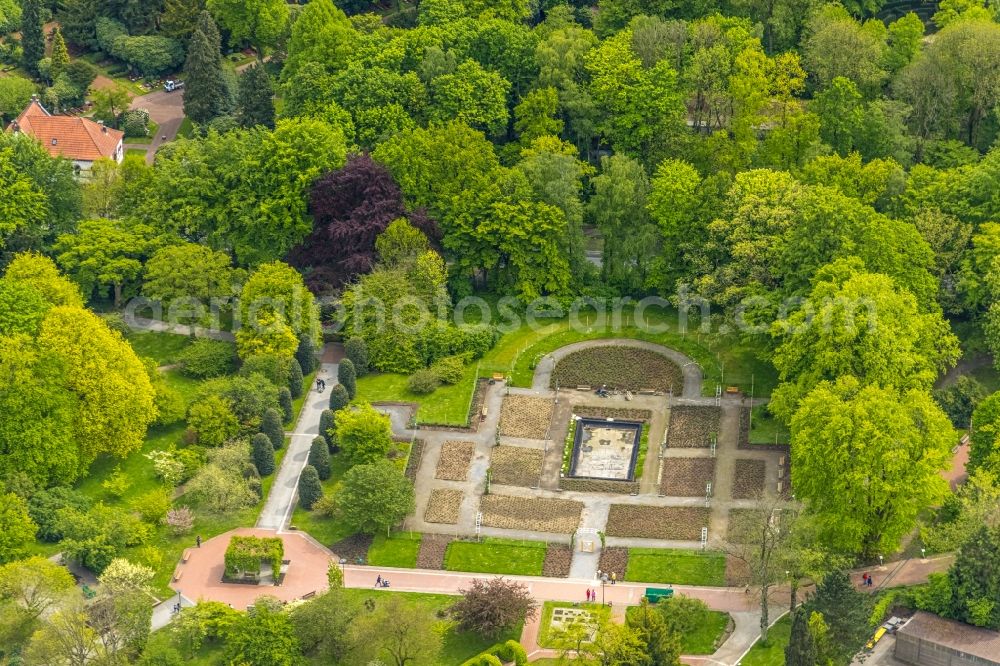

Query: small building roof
[7,98,123,162]
[898,611,1000,662]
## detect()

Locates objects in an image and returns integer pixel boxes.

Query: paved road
[128,89,184,163]
[257,359,337,530]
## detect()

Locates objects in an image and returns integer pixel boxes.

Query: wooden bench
[301,590,317,600]
[173,569,183,582]
[181,549,191,563]
[576,385,591,391]
[481,406,488,418]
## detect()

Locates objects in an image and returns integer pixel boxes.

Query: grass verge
[367,531,422,568]
[625,548,727,586]
[443,538,547,576]
[126,330,193,364]
[740,613,792,666]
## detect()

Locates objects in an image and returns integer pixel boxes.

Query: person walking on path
[611,572,616,585]
[196,535,201,548]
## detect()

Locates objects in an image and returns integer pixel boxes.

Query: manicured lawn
[538,601,610,648]
[367,531,422,568]
[357,306,776,426]
[339,589,521,664]
[357,367,477,425]
[748,404,789,445]
[289,452,354,546]
[125,148,147,157]
[681,609,730,654]
[444,538,547,575]
[126,330,193,364]
[623,605,729,654]
[741,613,792,666]
[626,548,727,586]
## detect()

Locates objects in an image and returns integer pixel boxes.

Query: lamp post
[339,557,346,585]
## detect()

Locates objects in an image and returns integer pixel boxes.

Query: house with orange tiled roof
[6,96,124,177]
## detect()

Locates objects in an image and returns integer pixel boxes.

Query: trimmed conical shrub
[308,436,331,480]
[278,387,293,423]
[298,465,322,509]
[329,384,350,411]
[338,359,356,399]
[288,358,304,398]
[251,433,276,476]
[261,408,284,449]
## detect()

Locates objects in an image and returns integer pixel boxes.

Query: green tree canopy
[333,403,393,465]
[770,261,959,421]
[790,376,953,556]
[336,460,415,534]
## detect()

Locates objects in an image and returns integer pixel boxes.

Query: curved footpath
[530,338,705,398]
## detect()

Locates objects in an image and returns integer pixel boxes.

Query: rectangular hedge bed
[625,548,726,586]
[605,505,710,541]
[444,538,548,576]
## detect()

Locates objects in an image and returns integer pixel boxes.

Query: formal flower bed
[479,494,583,534]
[424,489,463,524]
[499,395,554,439]
[659,457,716,497]
[551,346,683,393]
[416,534,453,569]
[331,534,373,563]
[666,406,721,448]
[543,543,573,577]
[572,406,653,421]
[731,459,766,499]
[490,445,544,486]
[605,505,710,541]
[435,440,475,481]
[598,546,629,579]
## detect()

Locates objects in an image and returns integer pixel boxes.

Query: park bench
[181,549,191,563]
[173,569,183,582]
[644,587,674,604]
